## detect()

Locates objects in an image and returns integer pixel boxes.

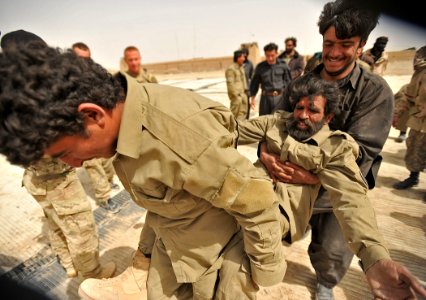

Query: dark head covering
[1,29,47,50]
[373,36,388,51]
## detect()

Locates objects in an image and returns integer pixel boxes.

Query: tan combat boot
[78,250,150,300]
[97,262,117,279]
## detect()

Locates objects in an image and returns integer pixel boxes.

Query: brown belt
[262,90,282,96]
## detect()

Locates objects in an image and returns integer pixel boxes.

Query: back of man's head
[0,43,123,167]
[1,29,47,50]
[317,0,380,43]
[72,42,91,58]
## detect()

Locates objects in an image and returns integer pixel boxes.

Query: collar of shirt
[301,124,332,146]
[116,73,145,159]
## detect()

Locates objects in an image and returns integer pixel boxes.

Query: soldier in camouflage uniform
[83,157,121,213]
[393,46,426,195]
[122,46,158,83]
[22,157,116,279]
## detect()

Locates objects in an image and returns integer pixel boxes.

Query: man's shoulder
[326,130,359,156]
[353,65,392,92]
[255,60,269,68]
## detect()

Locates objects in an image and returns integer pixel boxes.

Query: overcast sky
[1,0,425,70]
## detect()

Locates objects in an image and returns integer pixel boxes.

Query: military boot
[79,261,117,282]
[393,172,419,189]
[78,250,150,300]
[395,131,407,143]
[315,283,334,300]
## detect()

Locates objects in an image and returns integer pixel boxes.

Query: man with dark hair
[278,37,305,80]
[250,42,292,115]
[240,74,426,299]
[262,0,396,299]
[0,44,285,299]
[0,30,116,281]
[225,50,249,120]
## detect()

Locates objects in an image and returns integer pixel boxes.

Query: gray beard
[286,115,325,141]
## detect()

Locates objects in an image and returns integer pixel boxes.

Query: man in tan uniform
[225,50,249,120]
[239,74,391,272]
[0,29,117,281]
[122,46,158,83]
[0,46,285,299]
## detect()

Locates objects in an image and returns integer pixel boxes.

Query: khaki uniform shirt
[277,64,394,189]
[126,68,158,84]
[237,111,390,271]
[225,62,247,99]
[112,74,285,286]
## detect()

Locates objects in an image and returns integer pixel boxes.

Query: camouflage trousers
[405,129,426,172]
[83,157,116,204]
[22,167,102,279]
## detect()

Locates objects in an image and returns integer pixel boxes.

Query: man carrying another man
[1,33,426,299]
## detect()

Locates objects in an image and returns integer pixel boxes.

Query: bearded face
[286,114,326,141]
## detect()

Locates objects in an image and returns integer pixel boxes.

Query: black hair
[263,43,278,52]
[287,73,341,116]
[0,45,125,166]
[233,50,244,62]
[317,0,380,43]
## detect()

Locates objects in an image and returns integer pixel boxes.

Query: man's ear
[324,113,334,125]
[77,103,106,126]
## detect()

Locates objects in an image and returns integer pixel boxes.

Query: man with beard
[260,0,395,298]
[237,74,426,300]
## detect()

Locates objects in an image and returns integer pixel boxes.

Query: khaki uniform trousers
[229,93,248,121]
[146,231,258,300]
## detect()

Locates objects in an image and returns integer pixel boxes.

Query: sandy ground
[0,72,425,300]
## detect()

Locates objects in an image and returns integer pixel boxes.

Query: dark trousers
[259,94,282,116]
[308,191,354,288]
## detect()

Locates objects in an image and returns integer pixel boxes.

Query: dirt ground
[0,72,424,300]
